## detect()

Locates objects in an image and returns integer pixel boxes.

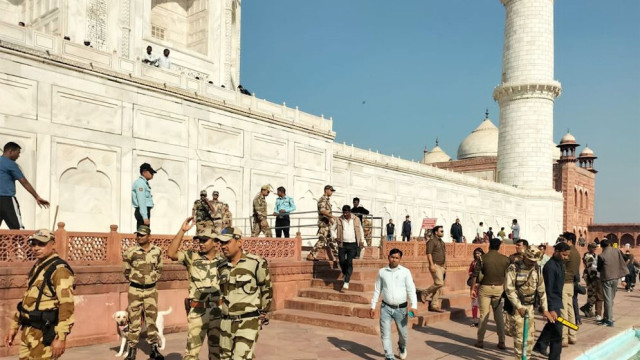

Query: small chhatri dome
[457,110,498,160]
[559,131,577,145]
[579,146,595,158]
[423,138,451,164]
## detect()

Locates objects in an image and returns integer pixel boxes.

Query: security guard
[122,225,164,360]
[580,242,603,319]
[307,185,337,261]
[132,163,156,229]
[251,185,272,237]
[509,239,528,264]
[222,203,233,228]
[210,191,225,234]
[505,246,551,360]
[192,190,214,235]
[216,227,272,360]
[168,218,224,360]
[4,229,75,360]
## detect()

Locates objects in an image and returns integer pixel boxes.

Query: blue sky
[240,1,640,223]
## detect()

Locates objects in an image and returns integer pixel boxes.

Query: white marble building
[0,0,562,245]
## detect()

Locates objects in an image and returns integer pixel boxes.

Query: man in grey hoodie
[597,238,629,327]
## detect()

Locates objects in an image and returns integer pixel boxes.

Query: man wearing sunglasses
[4,229,75,360]
[122,225,164,360]
[168,217,225,360]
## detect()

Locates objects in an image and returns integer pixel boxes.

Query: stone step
[310,279,375,292]
[284,297,372,318]
[312,267,381,281]
[271,309,380,335]
[298,288,371,304]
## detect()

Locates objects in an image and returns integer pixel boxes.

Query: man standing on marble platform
[132,163,156,229]
[251,185,273,237]
[192,190,214,235]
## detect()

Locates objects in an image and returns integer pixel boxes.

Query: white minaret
[494,0,562,189]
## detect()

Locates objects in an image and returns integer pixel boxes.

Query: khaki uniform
[123,244,163,347]
[178,250,225,360]
[473,250,510,344]
[562,245,580,344]
[222,207,233,228]
[193,199,214,235]
[363,218,373,247]
[219,252,273,360]
[210,200,225,234]
[582,252,604,317]
[309,195,337,258]
[425,235,446,309]
[10,254,75,360]
[505,263,548,359]
[251,194,272,237]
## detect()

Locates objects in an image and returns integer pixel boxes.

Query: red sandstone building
[422,112,597,240]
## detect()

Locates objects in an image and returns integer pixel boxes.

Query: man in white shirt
[142,45,158,66]
[158,48,171,69]
[370,248,418,360]
[476,221,486,242]
[332,205,365,290]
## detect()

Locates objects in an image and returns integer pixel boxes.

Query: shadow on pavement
[327,336,384,360]
[414,323,511,360]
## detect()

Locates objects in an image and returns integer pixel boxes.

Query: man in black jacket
[401,216,411,241]
[533,242,571,360]
[450,218,463,243]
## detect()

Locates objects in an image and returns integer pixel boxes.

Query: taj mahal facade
[0,0,594,246]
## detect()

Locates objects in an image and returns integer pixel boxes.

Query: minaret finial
[485,108,489,119]
[567,128,570,133]
[435,137,439,147]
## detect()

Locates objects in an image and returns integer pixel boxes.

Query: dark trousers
[573,290,581,324]
[401,234,410,241]
[338,242,358,283]
[534,321,563,360]
[0,196,23,229]
[134,207,152,229]
[275,215,290,238]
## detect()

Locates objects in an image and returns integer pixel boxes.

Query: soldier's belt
[129,281,156,289]
[212,217,222,220]
[382,301,407,309]
[190,300,217,309]
[221,310,261,320]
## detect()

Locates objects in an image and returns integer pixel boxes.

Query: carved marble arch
[296,189,317,218]
[147,167,182,234]
[150,0,209,55]
[58,157,112,232]
[0,0,62,36]
[205,176,237,216]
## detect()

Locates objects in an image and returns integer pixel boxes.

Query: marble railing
[0,222,302,266]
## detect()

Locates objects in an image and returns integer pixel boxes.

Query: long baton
[522,312,529,360]
[51,205,59,231]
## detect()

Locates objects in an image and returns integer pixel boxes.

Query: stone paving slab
[1,287,637,360]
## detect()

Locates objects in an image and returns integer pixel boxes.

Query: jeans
[386,234,394,241]
[379,303,408,359]
[338,242,358,283]
[602,279,618,322]
[534,320,563,360]
[453,236,463,243]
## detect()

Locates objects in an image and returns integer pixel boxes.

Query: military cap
[524,245,542,262]
[587,242,598,249]
[194,227,216,241]
[28,229,55,243]
[135,225,151,235]
[324,185,336,191]
[200,189,207,196]
[261,184,273,192]
[214,227,242,242]
[213,190,219,195]
[139,162,157,174]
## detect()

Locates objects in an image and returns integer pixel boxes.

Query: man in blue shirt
[132,163,156,229]
[0,142,50,229]
[272,186,295,238]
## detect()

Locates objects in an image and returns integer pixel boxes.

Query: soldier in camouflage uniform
[222,203,233,228]
[307,185,337,261]
[4,229,75,360]
[579,242,604,319]
[122,225,164,360]
[210,191,226,234]
[216,227,272,360]
[193,190,214,235]
[505,246,553,360]
[168,217,225,360]
[251,185,272,237]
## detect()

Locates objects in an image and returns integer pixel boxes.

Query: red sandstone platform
[2,284,637,360]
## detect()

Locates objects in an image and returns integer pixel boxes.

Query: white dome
[423,146,451,164]
[579,146,595,157]
[457,118,498,159]
[560,132,577,144]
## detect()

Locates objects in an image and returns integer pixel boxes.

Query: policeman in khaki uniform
[216,227,272,360]
[251,185,272,237]
[4,229,75,360]
[222,203,233,228]
[505,246,552,360]
[193,190,214,235]
[122,225,164,360]
[307,185,337,261]
[210,191,226,234]
[168,218,225,360]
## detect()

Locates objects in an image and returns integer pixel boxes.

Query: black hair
[479,222,483,226]
[554,242,571,252]
[512,219,518,223]
[489,238,502,250]
[432,225,443,233]
[353,197,360,202]
[516,239,529,247]
[474,247,485,256]
[600,238,610,248]
[277,186,286,193]
[3,142,21,152]
[562,232,577,245]
[342,205,351,212]
[389,248,403,257]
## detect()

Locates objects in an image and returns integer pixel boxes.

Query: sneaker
[606,321,614,327]
[342,282,349,290]
[595,315,602,321]
[533,346,549,357]
[399,346,407,360]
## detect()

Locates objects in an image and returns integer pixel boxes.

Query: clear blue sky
[240,1,640,223]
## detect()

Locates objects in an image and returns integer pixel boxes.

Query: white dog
[112,307,173,357]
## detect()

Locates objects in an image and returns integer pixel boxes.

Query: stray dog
[113,307,173,356]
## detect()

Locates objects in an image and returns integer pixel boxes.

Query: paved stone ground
[2,286,638,360]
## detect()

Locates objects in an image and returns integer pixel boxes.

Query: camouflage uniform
[11,251,75,360]
[222,205,233,228]
[363,218,373,247]
[581,251,604,317]
[308,194,337,259]
[505,248,547,360]
[122,243,163,348]
[178,246,225,360]
[251,193,271,237]
[193,199,214,235]
[210,200,225,234]
[219,252,272,360]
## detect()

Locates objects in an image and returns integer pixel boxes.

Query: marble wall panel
[133,106,188,147]
[250,134,287,165]
[197,120,243,157]
[293,176,325,245]
[200,164,243,218]
[294,143,325,171]
[52,86,122,134]
[0,74,38,119]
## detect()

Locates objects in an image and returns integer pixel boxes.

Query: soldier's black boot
[125,346,136,360]
[149,344,164,360]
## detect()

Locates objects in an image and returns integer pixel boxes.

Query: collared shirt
[122,244,163,285]
[334,216,364,243]
[131,176,154,219]
[178,250,224,301]
[564,245,581,283]
[158,55,171,69]
[476,226,486,237]
[274,195,296,215]
[371,265,417,310]
[426,235,446,265]
[0,155,24,196]
[253,193,268,218]
[543,256,565,313]
[219,252,272,316]
[473,249,510,285]
[143,52,158,66]
[511,224,520,238]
